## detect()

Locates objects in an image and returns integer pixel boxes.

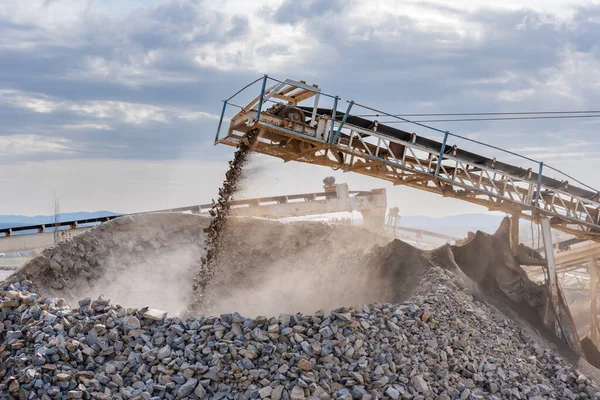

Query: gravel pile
[1,213,209,314]
[2,211,600,398]
[1,214,388,317]
[2,268,599,399]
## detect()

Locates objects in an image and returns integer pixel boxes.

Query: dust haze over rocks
[1,213,391,317]
[1,213,208,315]
[2,213,600,398]
[205,219,390,317]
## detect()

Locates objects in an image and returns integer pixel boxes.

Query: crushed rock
[2,268,599,399]
[2,208,600,397]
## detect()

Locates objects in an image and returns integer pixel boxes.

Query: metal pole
[214,100,227,145]
[329,96,338,143]
[434,131,449,177]
[535,162,544,208]
[541,217,561,337]
[332,101,354,144]
[591,257,599,346]
[311,93,320,127]
[510,214,520,257]
[256,74,268,122]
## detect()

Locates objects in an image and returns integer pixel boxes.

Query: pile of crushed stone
[1,214,389,316]
[2,213,600,398]
[2,268,599,399]
[1,213,209,314]
[0,213,548,322]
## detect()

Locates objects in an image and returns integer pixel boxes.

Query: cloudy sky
[1,0,599,217]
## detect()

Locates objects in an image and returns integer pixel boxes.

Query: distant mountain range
[0,211,119,230]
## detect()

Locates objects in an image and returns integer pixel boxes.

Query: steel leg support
[541,217,561,337]
[591,257,599,346]
[510,214,520,258]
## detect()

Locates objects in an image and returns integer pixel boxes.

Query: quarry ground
[2,213,600,399]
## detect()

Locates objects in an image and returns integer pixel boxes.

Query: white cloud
[178,111,220,121]
[0,89,219,124]
[467,72,519,85]
[191,20,311,73]
[66,54,200,87]
[0,89,59,113]
[67,101,170,124]
[61,123,114,131]
[0,134,73,155]
[540,48,600,102]
[497,88,536,102]
[411,0,593,20]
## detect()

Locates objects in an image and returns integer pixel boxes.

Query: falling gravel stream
[189,128,259,313]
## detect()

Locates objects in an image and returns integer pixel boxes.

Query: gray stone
[259,385,273,398]
[194,382,207,398]
[177,378,198,398]
[411,375,429,394]
[1,263,599,400]
[157,345,171,360]
[291,385,306,400]
[385,386,400,400]
[271,385,284,400]
[123,316,141,330]
[6,331,22,341]
[105,363,116,374]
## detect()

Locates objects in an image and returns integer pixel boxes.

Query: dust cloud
[9,214,552,323]
[85,245,202,315]
[1,213,208,315]
[4,214,395,317]
[200,218,390,317]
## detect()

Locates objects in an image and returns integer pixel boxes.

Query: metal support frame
[591,257,599,345]
[215,101,228,144]
[510,214,520,257]
[535,162,544,208]
[434,131,449,177]
[216,76,600,241]
[329,96,338,142]
[332,101,354,144]
[541,217,565,339]
[256,75,268,122]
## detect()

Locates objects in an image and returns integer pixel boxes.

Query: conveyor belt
[303,107,597,201]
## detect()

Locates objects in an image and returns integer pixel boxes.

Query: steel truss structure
[215,75,600,241]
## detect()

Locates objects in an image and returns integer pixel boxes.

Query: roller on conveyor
[215,76,600,240]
